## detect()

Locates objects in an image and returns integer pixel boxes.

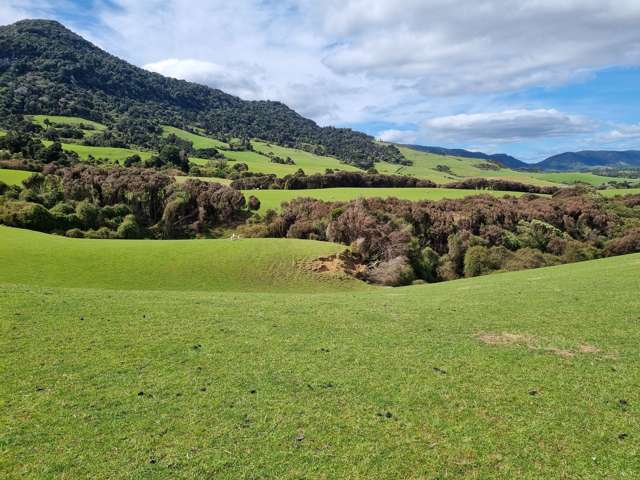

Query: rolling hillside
[1,225,639,478]
[377,146,559,186]
[0,19,403,168]
[0,226,361,293]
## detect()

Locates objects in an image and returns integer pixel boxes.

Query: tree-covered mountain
[0,19,404,169]
[537,150,640,171]
[404,145,531,170]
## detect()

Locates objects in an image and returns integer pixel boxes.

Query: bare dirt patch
[578,344,601,354]
[307,252,367,278]
[476,332,536,347]
[476,332,604,358]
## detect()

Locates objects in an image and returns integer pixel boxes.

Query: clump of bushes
[231,170,437,190]
[0,165,252,239]
[251,190,640,285]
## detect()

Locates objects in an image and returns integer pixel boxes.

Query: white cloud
[600,123,640,141]
[377,129,418,144]
[318,0,640,95]
[423,109,594,142]
[144,58,264,99]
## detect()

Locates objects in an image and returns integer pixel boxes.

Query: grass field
[243,187,530,212]
[0,226,358,293]
[376,146,561,187]
[0,169,32,186]
[31,115,107,136]
[43,141,154,163]
[163,126,363,176]
[1,225,639,478]
[599,188,640,197]
[162,126,228,150]
[529,171,638,187]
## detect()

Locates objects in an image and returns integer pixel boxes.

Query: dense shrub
[604,228,640,256]
[116,214,142,239]
[0,165,251,238]
[65,227,84,238]
[366,257,415,286]
[444,178,559,195]
[247,195,261,211]
[231,171,437,190]
[0,200,56,231]
[255,190,634,285]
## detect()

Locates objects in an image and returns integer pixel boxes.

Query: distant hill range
[404,145,531,170]
[406,145,640,172]
[0,19,403,168]
[536,150,640,171]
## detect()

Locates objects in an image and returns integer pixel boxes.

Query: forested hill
[0,19,403,168]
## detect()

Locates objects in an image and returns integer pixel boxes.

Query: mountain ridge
[0,18,403,168]
[536,150,640,171]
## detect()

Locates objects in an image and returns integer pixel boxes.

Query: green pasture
[0,226,358,293]
[244,187,530,212]
[0,225,638,478]
[31,115,107,135]
[0,169,32,186]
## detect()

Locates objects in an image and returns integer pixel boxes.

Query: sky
[3,0,640,162]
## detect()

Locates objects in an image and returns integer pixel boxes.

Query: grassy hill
[1,19,403,169]
[0,168,32,185]
[166,125,362,176]
[31,114,107,136]
[43,140,154,163]
[1,225,639,478]
[243,187,531,212]
[0,226,361,293]
[377,146,560,187]
[161,125,227,150]
[23,116,639,189]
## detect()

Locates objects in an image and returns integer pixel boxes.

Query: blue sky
[3,0,640,162]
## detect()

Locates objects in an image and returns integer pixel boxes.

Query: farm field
[0,168,32,186]
[31,115,107,130]
[166,125,361,176]
[43,141,154,163]
[599,187,640,197]
[376,146,561,187]
[529,171,637,186]
[162,125,228,149]
[1,225,639,478]
[243,187,531,212]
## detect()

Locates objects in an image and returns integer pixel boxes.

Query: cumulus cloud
[144,58,264,99]
[377,129,418,144]
[423,109,594,142]
[319,0,640,95]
